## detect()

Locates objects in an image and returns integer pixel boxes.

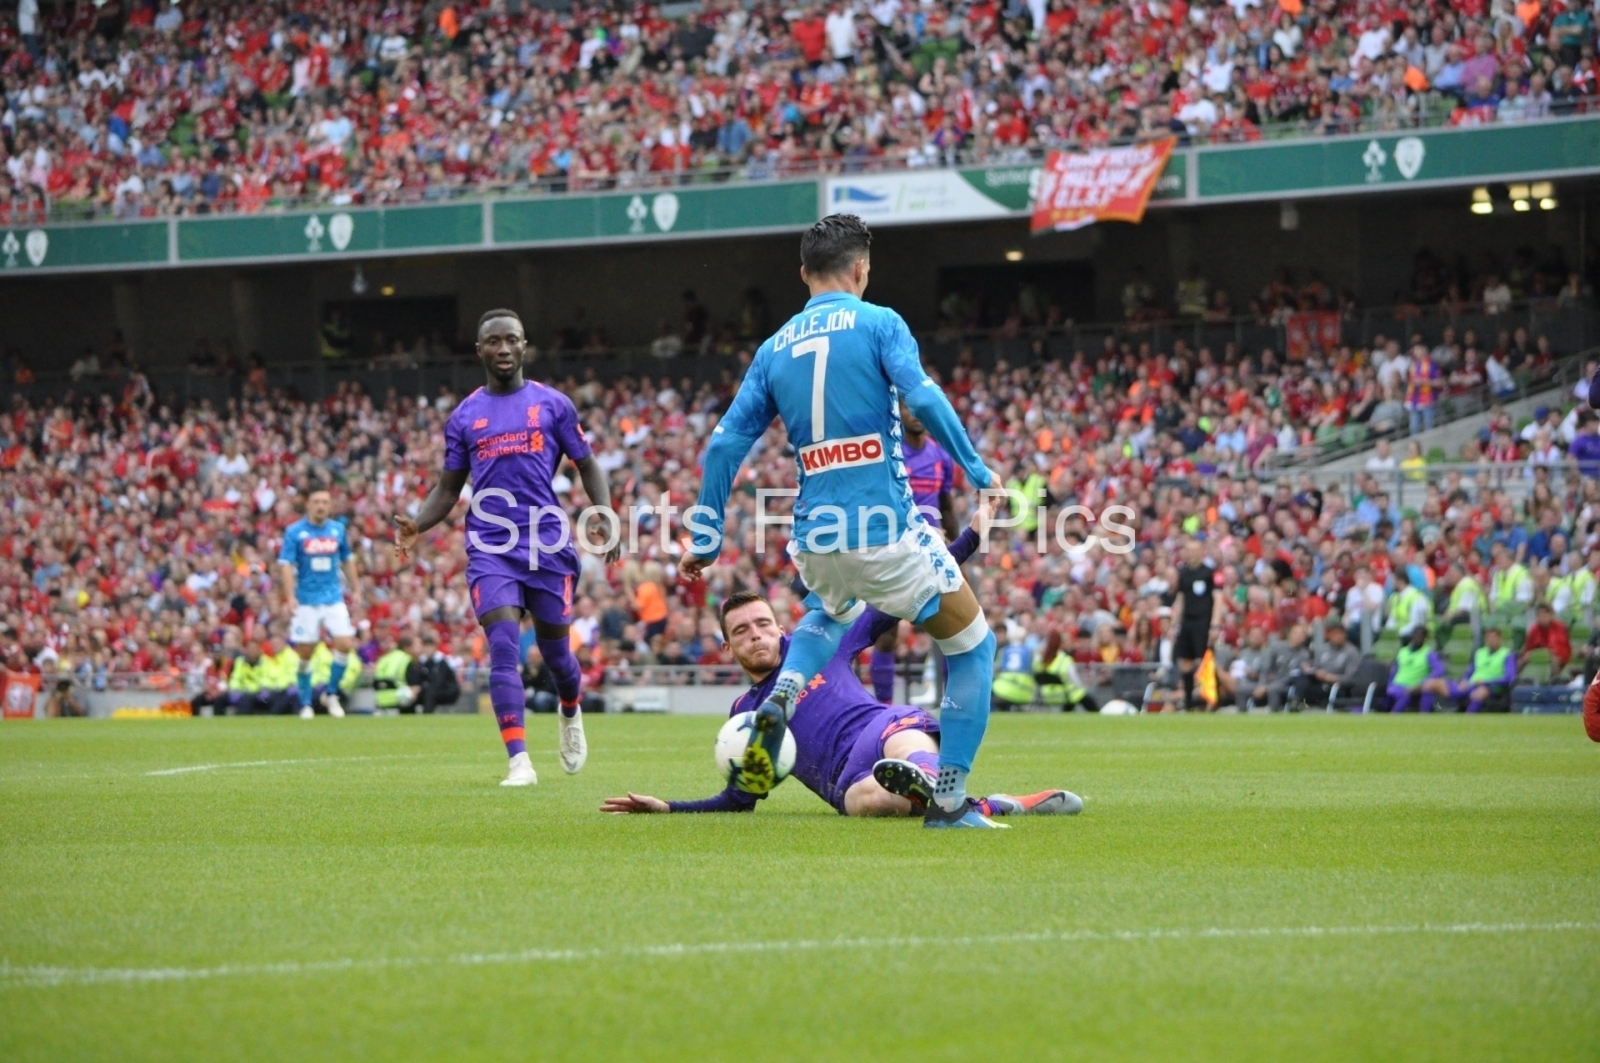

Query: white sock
[933,765,967,812]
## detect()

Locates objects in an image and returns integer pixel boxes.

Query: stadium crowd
[1,317,1596,711]
[3,0,1599,222]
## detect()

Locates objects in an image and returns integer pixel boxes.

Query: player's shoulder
[444,388,483,425]
[531,379,579,412]
[855,297,909,329]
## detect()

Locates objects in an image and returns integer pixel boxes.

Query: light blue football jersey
[278,518,351,606]
[693,291,991,555]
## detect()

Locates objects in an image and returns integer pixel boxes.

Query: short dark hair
[719,590,774,638]
[477,309,523,336]
[801,214,871,277]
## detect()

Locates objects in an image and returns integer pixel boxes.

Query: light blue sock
[327,652,348,697]
[934,628,996,810]
[769,609,847,709]
[296,659,313,709]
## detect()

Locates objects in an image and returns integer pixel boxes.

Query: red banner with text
[1285,311,1343,361]
[2,672,40,719]
[1030,138,1176,233]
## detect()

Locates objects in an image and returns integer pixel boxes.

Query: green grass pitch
[1,713,1597,1062]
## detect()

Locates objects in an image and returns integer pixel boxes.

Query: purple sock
[486,621,526,758]
[906,750,940,783]
[1419,692,1435,713]
[537,635,582,717]
[869,649,896,703]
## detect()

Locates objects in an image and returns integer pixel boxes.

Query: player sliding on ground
[682,218,1003,827]
[278,488,360,719]
[605,515,1080,819]
[394,309,620,787]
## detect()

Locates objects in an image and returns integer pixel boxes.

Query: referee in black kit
[1172,539,1222,710]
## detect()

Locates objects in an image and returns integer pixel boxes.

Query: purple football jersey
[903,436,956,529]
[731,615,889,811]
[444,382,592,560]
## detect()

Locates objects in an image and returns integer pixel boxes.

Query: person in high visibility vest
[1572,548,1599,623]
[1488,542,1534,618]
[373,635,419,712]
[992,638,1037,709]
[201,643,270,717]
[1448,627,1516,712]
[1034,639,1098,712]
[1386,626,1447,713]
[1385,578,1432,639]
[310,641,361,708]
[261,640,304,715]
[1004,466,1048,537]
[1441,562,1484,624]
[222,642,268,715]
[1544,564,1578,622]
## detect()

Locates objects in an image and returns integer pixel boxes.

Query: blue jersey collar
[803,291,854,309]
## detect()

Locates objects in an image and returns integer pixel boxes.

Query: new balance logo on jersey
[799,433,885,474]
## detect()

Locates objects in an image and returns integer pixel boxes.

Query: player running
[394,309,619,787]
[868,401,957,703]
[604,519,1079,819]
[681,214,1004,828]
[278,488,360,719]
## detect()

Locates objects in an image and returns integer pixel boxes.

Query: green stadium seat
[1372,632,1401,663]
[1570,623,1591,647]
[1425,446,1448,464]
[1522,648,1552,685]
[1339,425,1368,447]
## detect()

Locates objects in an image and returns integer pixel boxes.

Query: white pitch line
[3,921,1593,990]
[145,753,443,776]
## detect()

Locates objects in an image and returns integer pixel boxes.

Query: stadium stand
[2,0,1597,222]
[3,313,1599,713]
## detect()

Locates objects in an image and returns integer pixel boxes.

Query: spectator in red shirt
[790,7,827,65]
[1518,603,1571,676]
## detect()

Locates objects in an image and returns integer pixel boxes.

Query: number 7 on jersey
[791,337,829,443]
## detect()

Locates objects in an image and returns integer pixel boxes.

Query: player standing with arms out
[394,309,619,786]
[681,215,1004,828]
[279,488,360,719]
[1172,539,1221,710]
[868,402,957,703]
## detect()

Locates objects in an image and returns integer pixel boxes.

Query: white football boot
[322,693,345,718]
[558,706,588,774]
[298,705,314,719]
[501,751,537,787]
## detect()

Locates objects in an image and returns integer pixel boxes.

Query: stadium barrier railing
[9,307,1594,411]
[33,660,1166,714]
[25,102,1591,226]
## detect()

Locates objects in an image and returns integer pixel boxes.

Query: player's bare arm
[574,453,622,564]
[601,793,671,814]
[939,490,959,542]
[393,467,469,562]
[278,560,296,607]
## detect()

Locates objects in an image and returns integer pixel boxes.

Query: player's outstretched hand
[971,489,1004,539]
[392,514,419,563]
[678,553,711,582]
[601,792,670,814]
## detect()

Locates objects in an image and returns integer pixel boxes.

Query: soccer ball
[1100,699,1140,716]
[714,711,797,784]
